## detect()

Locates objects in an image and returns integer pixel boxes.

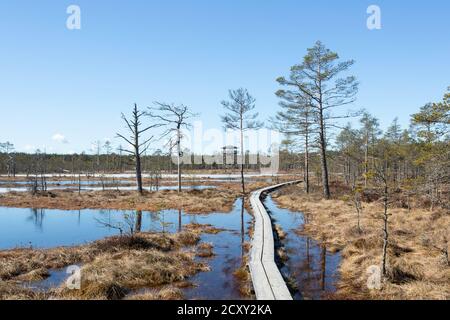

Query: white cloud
[52,133,69,144]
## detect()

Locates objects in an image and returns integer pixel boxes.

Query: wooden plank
[248,180,301,300]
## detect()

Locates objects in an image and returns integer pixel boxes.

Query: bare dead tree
[95,212,139,236]
[117,103,156,195]
[221,88,262,195]
[1,142,16,177]
[92,140,102,172]
[103,140,113,172]
[148,103,196,192]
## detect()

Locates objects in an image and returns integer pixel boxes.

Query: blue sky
[0,0,449,154]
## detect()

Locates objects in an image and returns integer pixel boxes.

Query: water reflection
[28,209,45,231]
[263,195,341,300]
[135,210,142,233]
[320,244,326,291]
[240,197,245,258]
[0,198,252,300]
[160,199,252,300]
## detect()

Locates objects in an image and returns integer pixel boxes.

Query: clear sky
[0,0,449,154]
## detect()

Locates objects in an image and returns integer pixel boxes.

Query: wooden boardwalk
[249,181,301,300]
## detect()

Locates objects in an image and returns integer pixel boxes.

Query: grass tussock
[0,229,213,300]
[126,287,184,300]
[232,240,254,298]
[196,243,215,258]
[184,223,225,235]
[57,250,209,300]
[274,224,287,240]
[0,281,49,300]
[273,184,450,300]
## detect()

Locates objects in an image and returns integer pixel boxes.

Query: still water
[0,199,243,250]
[263,195,341,300]
[1,192,340,300]
[0,199,251,300]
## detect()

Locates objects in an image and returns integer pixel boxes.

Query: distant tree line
[0,149,279,176]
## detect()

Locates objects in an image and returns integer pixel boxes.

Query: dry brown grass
[0,228,217,300]
[273,184,450,300]
[0,246,94,281]
[57,250,209,300]
[274,224,287,240]
[232,235,254,299]
[0,281,49,300]
[184,223,225,235]
[0,188,239,214]
[196,243,215,258]
[233,255,254,298]
[0,232,199,282]
[125,287,184,300]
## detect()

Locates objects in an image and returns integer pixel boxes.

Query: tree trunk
[78,173,81,196]
[177,127,182,193]
[319,133,331,199]
[304,128,310,194]
[320,244,327,290]
[364,134,369,188]
[134,110,143,195]
[135,210,142,233]
[318,104,331,199]
[240,121,245,195]
[240,197,245,258]
[135,151,143,194]
[382,184,389,276]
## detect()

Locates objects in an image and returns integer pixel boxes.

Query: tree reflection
[135,210,142,233]
[28,208,45,231]
[240,197,245,258]
[320,243,327,291]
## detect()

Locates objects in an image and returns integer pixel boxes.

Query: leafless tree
[1,142,16,177]
[28,149,47,195]
[103,140,113,172]
[95,212,140,236]
[221,88,262,194]
[148,103,196,192]
[360,112,381,187]
[92,140,102,171]
[117,103,156,195]
[117,145,124,173]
